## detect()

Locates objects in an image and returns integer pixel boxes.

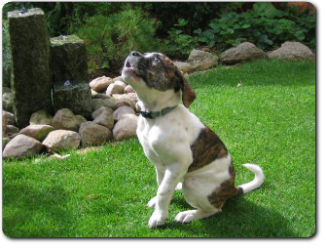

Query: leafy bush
[165,18,199,58]
[193,2,315,51]
[76,8,165,72]
[146,2,228,35]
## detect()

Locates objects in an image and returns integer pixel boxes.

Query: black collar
[140,105,178,119]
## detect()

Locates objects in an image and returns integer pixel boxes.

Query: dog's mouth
[122,59,139,80]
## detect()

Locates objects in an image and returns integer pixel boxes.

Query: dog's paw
[147,196,157,208]
[175,209,222,223]
[148,209,167,228]
[175,210,198,223]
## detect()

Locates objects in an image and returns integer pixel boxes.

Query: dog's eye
[152,56,160,62]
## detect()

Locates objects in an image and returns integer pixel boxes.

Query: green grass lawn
[2,59,315,237]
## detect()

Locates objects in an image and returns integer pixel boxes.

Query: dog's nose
[130,51,141,57]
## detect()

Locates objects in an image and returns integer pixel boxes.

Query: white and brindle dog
[122,51,264,228]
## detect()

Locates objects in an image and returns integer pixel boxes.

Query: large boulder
[79,121,112,147]
[221,42,268,65]
[19,124,55,141]
[268,41,315,61]
[91,97,118,111]
[187,49,219,71]
[2,91,14,113]
[29,110,53,125]
[2,111,9,136]
[89,76,114,92]
[113,106,135,121]
[51,108,80,131]
[91,106,114,119]
[3,134,43,158]
[93,111,115,130]
[42,130,81,153]
[112,114,138,141]
[106,83,125,96]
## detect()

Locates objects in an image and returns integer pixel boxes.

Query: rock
[2,91,14,112]
[74,115,87,126]
[79,121,112,147]
[116,98,136,109]
[42,130,81,153]
[92,106,114,119]
[52,82,92,119]
[113,114,138,141]
[187,50,219,71]
[124,85,135,94]
[221,42,268,65]
[3,111,16,125]
[51,108,80,131]
[19,124,55,141]
[91,89,98,97]
[268,41,315,61]
[114,80,127,89]
[93,111,115,130]
[2,111,8,136]
[2,137,10,150]
[30,110,53,125]
[135,102,142,113]
[8,8,52,128]
[3,134,43,159]
[5,125,20,137]
[92,97,117,111]
[113,76,126,83]
[89,76,114,92]
[113,106,135,121]
[112,93,138,102]
[50,34,89,83]
[173,61,193,73]
[106,83,125,96]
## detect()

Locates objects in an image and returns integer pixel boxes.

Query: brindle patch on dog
[188,125,229,173]
[207,163,243,209]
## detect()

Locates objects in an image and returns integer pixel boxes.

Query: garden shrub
[193,2,315,52]
[76,8,165,72]
[146,2,228,35]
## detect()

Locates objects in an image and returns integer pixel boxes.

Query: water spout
[19,7,28,14]
[64,80,72,87]
[60,35,68,41]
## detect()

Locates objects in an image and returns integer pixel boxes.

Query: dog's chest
[137,106,204,165]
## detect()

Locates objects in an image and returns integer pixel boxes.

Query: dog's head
[122,51,196,108]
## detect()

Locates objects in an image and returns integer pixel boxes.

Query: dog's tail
[238,164,264,194]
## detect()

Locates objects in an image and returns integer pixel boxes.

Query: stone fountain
[7,8,92,128]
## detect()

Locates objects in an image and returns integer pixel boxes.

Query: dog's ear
[181,77,196,108]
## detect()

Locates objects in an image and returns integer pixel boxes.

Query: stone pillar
[8,8,52,128]
[50,35,92,118]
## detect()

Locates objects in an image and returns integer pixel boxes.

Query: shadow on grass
[3,181,76,238]
[168,196,298,238]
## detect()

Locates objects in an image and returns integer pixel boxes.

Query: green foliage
[145,2,228,35]
[193,2,315,51]
[76,8,164,70]
[165,18,199,58]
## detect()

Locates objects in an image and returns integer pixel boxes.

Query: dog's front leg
[148,164,187,228]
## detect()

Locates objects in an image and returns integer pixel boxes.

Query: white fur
[122,55,264,228]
